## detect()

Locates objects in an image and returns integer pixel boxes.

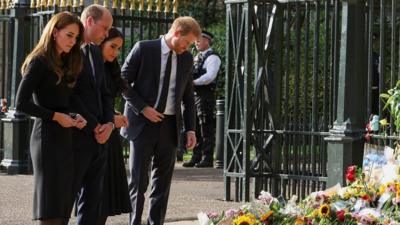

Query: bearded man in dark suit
[120,16,201,225]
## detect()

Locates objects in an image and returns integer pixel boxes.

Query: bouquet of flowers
[199,163,400,225]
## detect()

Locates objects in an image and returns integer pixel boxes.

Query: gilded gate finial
[103,0,109,8]
[121,0,126,10]
[40,0,46,7]
[172,0,178,14]
[73,0,79,8]
[54,0,59,7]
[47,0,53,7]
[93,0,99,5]
[130,0,136,11]
[66,0,72,7]
[112,0,118,9]
[79,0,83,7]
[138,0,144,11]
[155,0,161,12]
[147,0,153,12]
[30,0,35,8]
[163,0,170,13]
[60,0,66,7]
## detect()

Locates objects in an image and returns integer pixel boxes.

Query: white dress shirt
[193,48,221,86]
[154,37,177,115]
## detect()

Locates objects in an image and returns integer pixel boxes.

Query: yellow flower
[318,204,331,218]
[233,213,257,225]
[294,217,305,225]
[378,184,386,196]
[380,118,389,126]
[260,211,273,222]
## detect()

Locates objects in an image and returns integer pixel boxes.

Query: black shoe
[176,155,183,162]
[182,161,197,167]
[195,160,213,168]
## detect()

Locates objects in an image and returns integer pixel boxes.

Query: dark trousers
[128,116,177,225]
[191,89,216,163]
[63,140,107,225]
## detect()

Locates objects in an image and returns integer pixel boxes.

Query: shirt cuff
[186,131,195,135]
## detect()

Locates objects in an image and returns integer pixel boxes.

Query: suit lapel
[154,39,162,93]
[83,48,96,89]
[175,54,183,107]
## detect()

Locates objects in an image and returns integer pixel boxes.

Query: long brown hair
[21,11,84,87]
[100,27,127,95]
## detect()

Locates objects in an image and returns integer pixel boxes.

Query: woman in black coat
[98,27,132,225]
[15,12,87,225]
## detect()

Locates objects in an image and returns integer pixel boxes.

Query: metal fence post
[325,0,366,187]
[0,0,30,174]
[214,99,224,169]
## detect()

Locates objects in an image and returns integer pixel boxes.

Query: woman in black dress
[98,27,131,225]
[15,12,86,225]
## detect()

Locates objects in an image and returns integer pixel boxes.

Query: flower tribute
[198,165,400,225]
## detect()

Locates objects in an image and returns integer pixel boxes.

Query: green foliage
[380,80,400,132]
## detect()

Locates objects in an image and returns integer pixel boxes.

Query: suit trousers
[128,115,177,225]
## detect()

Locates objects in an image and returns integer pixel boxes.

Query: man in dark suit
[67,5,115,225]
[120,16,201,225]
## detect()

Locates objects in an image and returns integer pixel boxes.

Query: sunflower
[260,211,273,222]
[233,213,257,225]
[318,204,331,218]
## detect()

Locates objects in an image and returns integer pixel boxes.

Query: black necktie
[156,51,173,113]
[85,45,95,82]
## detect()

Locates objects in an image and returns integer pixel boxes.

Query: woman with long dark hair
[98,27,131,225]
[16,12,87,225]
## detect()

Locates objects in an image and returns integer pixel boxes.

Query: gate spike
[73,0,79,8]
[155,0,161,12]
[129,0,135,11]
[30,0,35,8]
[163,0,170,13]
[146,0,153,12]
[36,0,40,8]
[66,0,72,7]
[172,0,178,14]
[112,0,118,9]
[47,0,53,7]
[121,0,126,10]
[79,0,83,7]
[54,0,59,7]
[93,0,99,5]
[103,0,109,8]
[60,0,66,7]
[40,0,46,7]
[138,0,144,11]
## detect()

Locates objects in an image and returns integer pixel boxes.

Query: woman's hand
[74,114,87,129]
[52,112,76,128]
[114,114,128,128]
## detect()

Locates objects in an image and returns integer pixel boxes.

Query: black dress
[15,57,77,220]
[100,62,132,216]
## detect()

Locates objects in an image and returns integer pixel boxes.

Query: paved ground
[0,162,242,225]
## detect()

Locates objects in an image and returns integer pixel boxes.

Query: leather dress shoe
[195,160,213,168]
[182,161,197,167]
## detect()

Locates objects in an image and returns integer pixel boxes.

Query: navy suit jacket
[71,44,114,149]
[120,39,195,142]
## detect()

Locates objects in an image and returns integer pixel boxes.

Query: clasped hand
[94,123,113,144]
[53,112,87,129]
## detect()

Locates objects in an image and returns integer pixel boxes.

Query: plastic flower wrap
[199,163,400,225]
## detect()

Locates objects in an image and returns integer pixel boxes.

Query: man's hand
[186,131,196,149]
[114,115,128,128]
[142,106,164,123]
[94,122,114,144]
